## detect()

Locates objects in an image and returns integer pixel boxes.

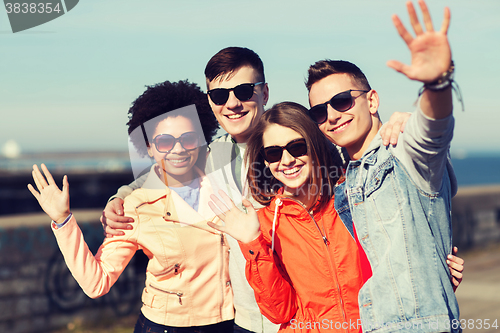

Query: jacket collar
[138,164,218,233]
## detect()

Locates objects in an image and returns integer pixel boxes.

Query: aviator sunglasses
[308,89,370,124]
[152,132,200,153]
[207,82,264,105]
[261,138,308,164]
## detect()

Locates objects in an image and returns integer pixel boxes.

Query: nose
[326,104,342,123]
[280,149,295,166]
[225,90,242,109]
[170,141,185,154]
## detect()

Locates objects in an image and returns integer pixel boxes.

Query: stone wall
[0,210,147,333]
[452,185,500,250]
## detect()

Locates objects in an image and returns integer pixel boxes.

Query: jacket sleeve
[238,233,298,324]
[392,103,455,194]
[52,211,139,298]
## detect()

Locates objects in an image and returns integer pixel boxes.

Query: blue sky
[1,0,499,156]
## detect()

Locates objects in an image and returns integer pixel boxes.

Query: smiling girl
[208,102,366,333]
[28,80,234,333]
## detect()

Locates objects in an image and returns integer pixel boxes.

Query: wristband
[418,60,464,111]
[52,213,72,229]
[424,60,455,91]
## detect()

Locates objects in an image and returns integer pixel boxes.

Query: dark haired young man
[307,1,461,332]
[102,47,277,333]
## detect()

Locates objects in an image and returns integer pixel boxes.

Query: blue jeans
[134,312,234,333]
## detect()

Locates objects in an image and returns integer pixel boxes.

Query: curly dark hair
[127,80,219,158]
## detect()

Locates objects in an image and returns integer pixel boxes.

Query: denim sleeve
[391,100,455,193]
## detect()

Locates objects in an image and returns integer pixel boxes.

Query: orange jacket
[239,195,364,333]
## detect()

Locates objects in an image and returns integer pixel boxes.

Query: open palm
[28,164,70,223]
[387,0,452,83]
[207,190,261,244]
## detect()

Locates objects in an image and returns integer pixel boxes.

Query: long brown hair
[245,102,343,211]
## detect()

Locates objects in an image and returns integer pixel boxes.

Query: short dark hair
[245,102,344,212]
[205,47,265,84]
[306,60,371,91]
[127,80,219,158]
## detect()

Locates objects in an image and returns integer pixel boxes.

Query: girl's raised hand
[208,190,261,244]
[27,164,70,224]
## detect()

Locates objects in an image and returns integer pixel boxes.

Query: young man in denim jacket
[307,1,460,332]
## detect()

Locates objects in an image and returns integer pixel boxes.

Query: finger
[447,254,464,266]
[208,200,227,221]
[392,14,414,45]
[406,1,423,35]
[62,175,69,195]
[446,260,462,273]
[207,220,225,233]
[218,189,237,209]
[242,198,256,214]
[418,0,434,32]
[105,218,133,231]
[451,276,461,289]
[41,163,57,186]
[387,60,412,78]
[452,246,458,255]
[211,193,230,213]
[449,267,463,280]
[105,227,125,237]
[400,113,411,133]
[27,183,40,200]
[102,210,134,225]
[390,120,403,145]
[380,123,391,146]
[440,7,450,35]
[32,165,48,190]
[109,198,125,216]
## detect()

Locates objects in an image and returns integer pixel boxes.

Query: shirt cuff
[52,213,72,229]
[238,233,269,261]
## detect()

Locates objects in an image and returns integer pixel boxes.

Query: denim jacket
[334,110,460,333]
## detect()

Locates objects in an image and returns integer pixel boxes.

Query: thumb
[242,198,255,214]
[387,60,408,75]
[62,175,70,194]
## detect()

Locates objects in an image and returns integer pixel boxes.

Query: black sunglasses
[207,82,264,106]
[308,89,370,124]
[261,138,308,164]
[152,132,200,153]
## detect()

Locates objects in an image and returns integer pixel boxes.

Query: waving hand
[207,190,261,244]
[27,164,70,224]
[387,0,452,83]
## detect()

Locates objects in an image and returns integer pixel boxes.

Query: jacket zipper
[148,283,183,304]
[219,232,225,320]
[155,263,180,276]
[281,197,348,332]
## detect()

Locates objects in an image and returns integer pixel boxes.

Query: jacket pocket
[148,283,184,305]
[142,288,165,310]
[364,158,393,198]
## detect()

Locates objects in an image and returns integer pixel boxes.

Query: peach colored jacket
[52,167,234,327]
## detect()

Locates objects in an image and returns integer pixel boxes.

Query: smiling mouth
[281,165,303,178]
[333,120,351,133]
[225,112,248,120]
[166,157,190,165]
